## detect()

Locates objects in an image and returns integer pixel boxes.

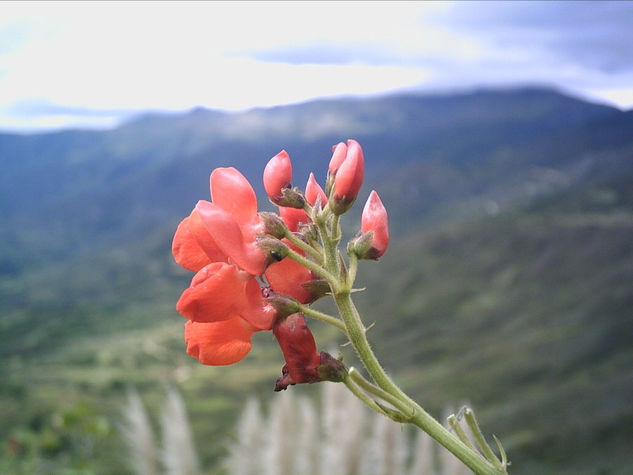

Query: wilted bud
[316,351,347,383]
[273,313,322,391]
[259,211,288,239]
[256,237,289,264]
[359,190,389,259]
[331,139,365,215]
[263,150,292,205]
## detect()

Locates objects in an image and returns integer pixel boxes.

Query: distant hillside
[0,87,631,474]
[0,87,625,266]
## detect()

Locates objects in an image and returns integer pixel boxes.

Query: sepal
[276,187,306,209]
[256,237,289,264]
[259,211,288,239]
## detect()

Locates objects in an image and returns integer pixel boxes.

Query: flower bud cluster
[173,138,388,390]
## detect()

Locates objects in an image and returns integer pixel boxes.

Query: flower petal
[265,257,314,303]
[189,209,227,262]
[242,278,278,330]
[210,167,258,224]
[279,206,310,233]
[328,142,348,175]
[176,262,250,322]
[185,319,256,365]
[172,214,212,272]
[196,200,267,275]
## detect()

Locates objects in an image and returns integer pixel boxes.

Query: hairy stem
[314,200,505,474]
[283,230,323,261]
[285,247,338,289]
[298,304,347,333]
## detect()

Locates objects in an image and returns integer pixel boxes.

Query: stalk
[316,207,504,475]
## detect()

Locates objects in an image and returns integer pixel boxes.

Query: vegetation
[1,87,631,474]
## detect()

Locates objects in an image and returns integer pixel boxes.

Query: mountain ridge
[1,86,631,474]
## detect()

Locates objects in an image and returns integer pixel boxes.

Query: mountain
[1,87,631,474]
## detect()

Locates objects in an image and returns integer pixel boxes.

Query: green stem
[333,290,501,475]
[448,414,477,451]
[313,198,504,474]
[348,368,414,419]
[342,375,389,417]
[283,230,322,262]
[297,304,347,334]
[285,247,338,288]
[464,408,505,471]
[348,252,359,286]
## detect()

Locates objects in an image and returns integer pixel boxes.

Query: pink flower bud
[332,139,364,214]
[361,190,389,258]
[328,142,347,175]
[305,173,327,207]
[263,150,292,204]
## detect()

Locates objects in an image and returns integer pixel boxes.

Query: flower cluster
[172,140,387,389]
[171,140,510,474]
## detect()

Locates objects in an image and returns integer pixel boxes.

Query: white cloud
[0,1,632,130]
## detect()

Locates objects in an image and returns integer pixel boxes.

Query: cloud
[445,1,633,73]
[0,1,632,130]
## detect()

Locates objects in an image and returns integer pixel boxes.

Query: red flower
[361,190,389,259]
[176,262,276,329]
[173,141,372,372]
[173,166,319,367]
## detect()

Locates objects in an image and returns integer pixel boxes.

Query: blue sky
[1,1,632,131]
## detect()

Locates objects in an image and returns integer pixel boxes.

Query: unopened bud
[305,173,328,207]
[259,211,288,239]
[331,139,365,215]
[360,190,389,259]
[263,150,292,205]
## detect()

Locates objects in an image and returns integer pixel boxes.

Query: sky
[1,1,632,131]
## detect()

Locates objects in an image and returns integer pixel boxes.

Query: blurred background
[1,1,632,474]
